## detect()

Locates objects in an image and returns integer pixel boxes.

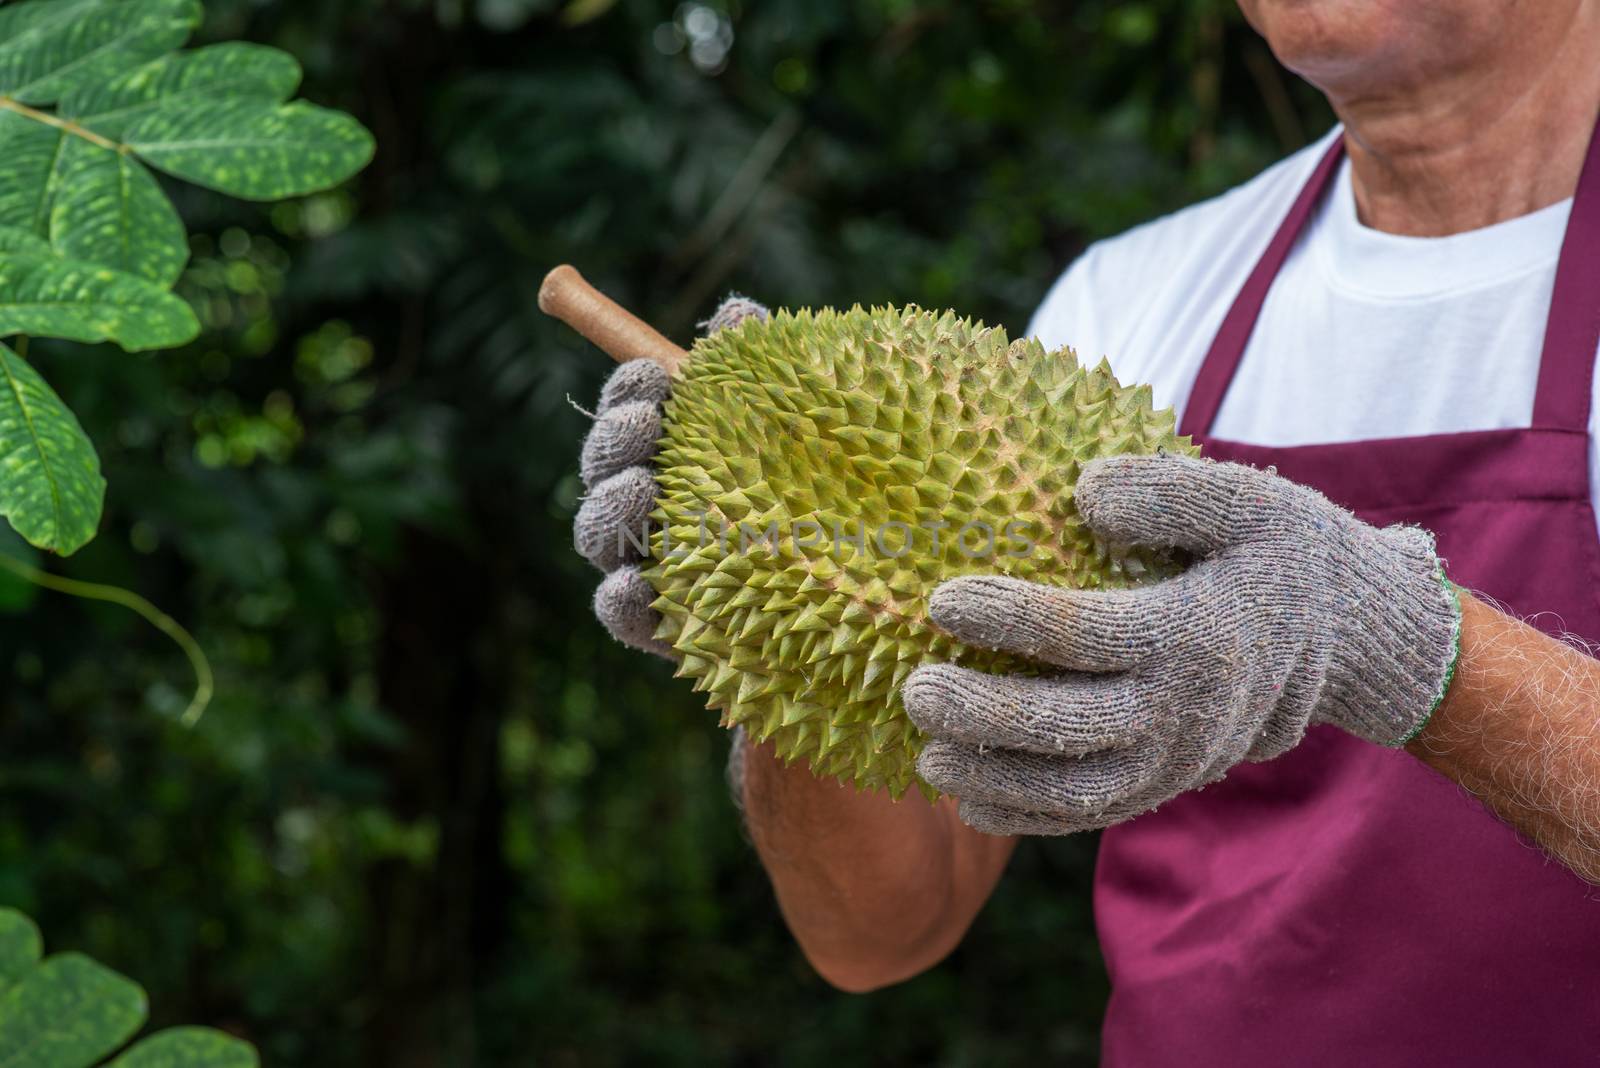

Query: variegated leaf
[0,0,102,48]
[0,911,41,991]
[60,41,302,140]
[0,909,258,1067]
[0,0,199,105]
[0,111,67,236]
[125,98,375,200]
[50,137,187,285]
[0,253,198,351]
[0,341,104,554]
[105,1027,259,1068]
[0,953,143,1067]
[0,225,50,255]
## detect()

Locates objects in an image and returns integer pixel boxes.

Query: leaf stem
[0,552,214,726]
[0,95,123,152]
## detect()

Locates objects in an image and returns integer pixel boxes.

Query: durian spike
[539,264,689,375]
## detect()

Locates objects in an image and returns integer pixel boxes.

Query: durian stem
[538,265,689,374]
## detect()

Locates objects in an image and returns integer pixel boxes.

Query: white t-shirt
[1027,126,1600,523]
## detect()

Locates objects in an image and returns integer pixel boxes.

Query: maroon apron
[1095,122,1600,1065]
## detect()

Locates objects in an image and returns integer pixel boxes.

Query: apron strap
[1178,138,1345,439]
[1532,118,1600,432]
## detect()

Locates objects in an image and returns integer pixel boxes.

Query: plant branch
[664,107,803,274]
[0,552,214,726]
[0,95,123,152]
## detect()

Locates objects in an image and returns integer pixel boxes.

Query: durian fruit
[643,305,1196,799]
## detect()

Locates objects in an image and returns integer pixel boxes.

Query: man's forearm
[739,738,1015,992]
[1407,591,1600,883]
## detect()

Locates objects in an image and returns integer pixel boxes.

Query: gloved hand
[573,295,769,657]
[902,454,1462,836]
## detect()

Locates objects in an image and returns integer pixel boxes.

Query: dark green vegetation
[0,0,373,557]
[0,1,1329,1064]
[0,908,257,1066]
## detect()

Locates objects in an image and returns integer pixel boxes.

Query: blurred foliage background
[0,0,1330,1064]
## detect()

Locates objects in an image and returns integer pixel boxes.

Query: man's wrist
[1322,526,1462,746]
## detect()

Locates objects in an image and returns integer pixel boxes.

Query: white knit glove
[902,455,1462,836]
[572,296,769,656]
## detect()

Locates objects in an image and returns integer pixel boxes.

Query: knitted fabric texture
[574,295,771,657]
[902,454,1462,837]
[699,295,769,335]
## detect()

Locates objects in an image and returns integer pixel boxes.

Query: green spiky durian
[645,305,1196,799]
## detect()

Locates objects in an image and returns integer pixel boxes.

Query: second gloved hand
[901,454,1462,836]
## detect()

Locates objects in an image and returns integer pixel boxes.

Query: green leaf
[125,99,375,200]
[0,341,104,554]
[0,0,200,105]
[0,254,198,351]
[0,952,146,1068]
[50,138,187,285]
[105,1027,258,1068]
[0,226,50,255]
[61,41,302,140]
[0,912,260,1068]
[0,0,101,44]
[0,912,42,991]
[0,112,68,236]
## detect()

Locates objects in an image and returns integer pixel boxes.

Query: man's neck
[1330,8,1600,237]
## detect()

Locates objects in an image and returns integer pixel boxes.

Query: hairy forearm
[738,738,1015,992]
[1407,591,1600,883]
